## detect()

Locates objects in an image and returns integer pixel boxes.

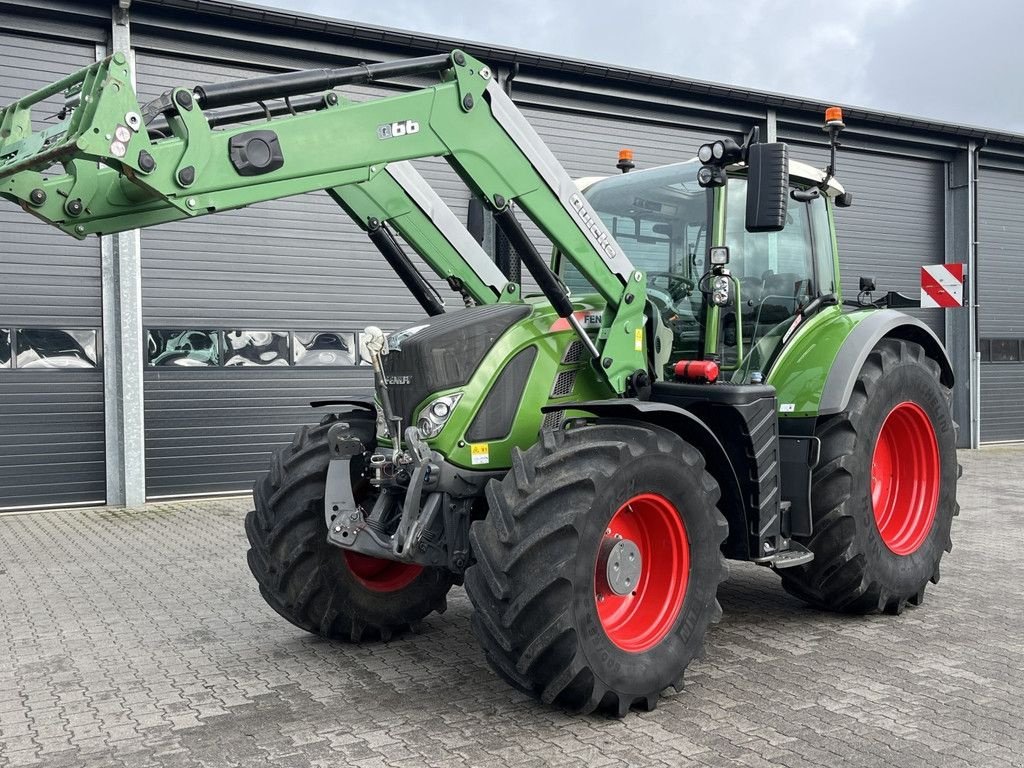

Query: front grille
[550,369,576,398]
[541,410,564,431]
[561,340,586,364]
[382,303,531,425]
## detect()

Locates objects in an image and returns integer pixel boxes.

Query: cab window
[810,195,836,295]
[561,161,712,362]
[724,178,818,376]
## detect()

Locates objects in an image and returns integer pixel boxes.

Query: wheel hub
[870,400,940,556]
[595,493,690,653]
[599,537,643,597]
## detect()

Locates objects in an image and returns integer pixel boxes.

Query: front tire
[245,411,453,641]
[465,422,728,716]
[780,339,958,614]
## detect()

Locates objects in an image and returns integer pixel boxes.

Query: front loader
[0,51,959,716]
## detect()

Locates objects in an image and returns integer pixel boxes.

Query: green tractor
[0,51,958,716]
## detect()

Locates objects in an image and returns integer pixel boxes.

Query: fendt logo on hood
[384,375,412,385]
[569,193,618,260]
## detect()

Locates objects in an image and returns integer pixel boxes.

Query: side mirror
[745,142,789,233]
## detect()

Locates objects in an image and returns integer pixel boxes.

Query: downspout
[970,137,987,448]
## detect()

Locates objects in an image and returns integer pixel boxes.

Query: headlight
[416,393,462,438]
[712,275,731,306]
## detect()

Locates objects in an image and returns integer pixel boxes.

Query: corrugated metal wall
[780,138,946,338]
[134,51,465,496]
[978,166,1024,443]
[0,32,105,510]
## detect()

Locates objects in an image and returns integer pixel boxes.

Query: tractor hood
[381,303,533,428]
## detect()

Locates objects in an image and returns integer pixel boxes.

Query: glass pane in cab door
[723,177,826,381]
[561,160,713,370]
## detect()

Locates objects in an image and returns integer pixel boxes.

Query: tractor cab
[557,155,846,384]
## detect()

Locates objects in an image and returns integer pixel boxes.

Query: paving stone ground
[0,447,1021,767]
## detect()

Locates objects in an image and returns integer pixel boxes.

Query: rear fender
[769,307,954,418]
[819,311,953,415]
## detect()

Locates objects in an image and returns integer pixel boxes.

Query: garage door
[782,139,946,339]
[0,33,105,511]
[135,51,469,497]
[978,166,1024,443]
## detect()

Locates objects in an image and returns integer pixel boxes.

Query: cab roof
[577,157,846,197]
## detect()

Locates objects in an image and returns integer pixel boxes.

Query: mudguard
[768,307,954,418]
[818,310,953,415]
[542,398,752,559]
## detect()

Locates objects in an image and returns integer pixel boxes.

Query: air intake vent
[465,346,538,442]
[541,410,564,431]
[561,340,586,364]
[550,369,576,398]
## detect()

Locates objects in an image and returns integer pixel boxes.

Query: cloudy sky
[241,0,1022,134]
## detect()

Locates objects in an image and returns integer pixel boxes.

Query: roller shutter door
[782,140,946,338]
[135,51,468,497]
[978,166,1024,443]
[0,33,104,511]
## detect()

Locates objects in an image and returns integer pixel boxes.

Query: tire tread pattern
[466,423,728,716]
[780,339,959,614]
[245,412,451,642]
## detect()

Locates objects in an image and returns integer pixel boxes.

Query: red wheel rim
[870,401,940,555]
[595,493,690,653]
[343,552,423,592]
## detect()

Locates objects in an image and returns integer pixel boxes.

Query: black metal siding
[978,166,1024,442]
[0,33,103,327]
[144,368,371,497]
[782,138,947,338]
[0,32,105,510]
[0,372,105,509]
[135,51,468,496]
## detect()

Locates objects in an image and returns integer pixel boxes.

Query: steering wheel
[646,271,695,301]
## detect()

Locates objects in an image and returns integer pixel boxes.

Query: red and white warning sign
[920,263,965,308]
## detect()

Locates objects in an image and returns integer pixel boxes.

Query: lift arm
[329,161,516,309]
[0,50,647,392]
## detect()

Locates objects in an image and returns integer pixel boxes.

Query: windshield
[561,160,712,363]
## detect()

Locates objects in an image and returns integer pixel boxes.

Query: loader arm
[328,161,515,308]
[0,50,647,392]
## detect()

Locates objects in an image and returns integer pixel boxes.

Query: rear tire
[465,422,728,716]
[245,411,453,641]
[780,339,958,614]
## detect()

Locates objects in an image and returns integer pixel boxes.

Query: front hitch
[323,420,450,567]
[323,420,493,574]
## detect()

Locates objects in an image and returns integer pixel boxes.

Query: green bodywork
[397,297,615,471]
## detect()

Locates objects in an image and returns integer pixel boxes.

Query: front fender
[768,307,954,418]
[542,398,750,558]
